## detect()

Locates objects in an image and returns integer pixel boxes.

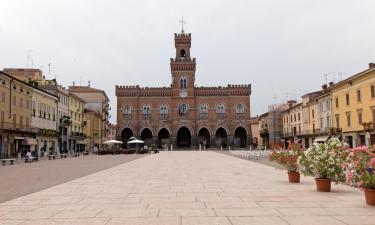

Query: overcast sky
[1,0,375,122]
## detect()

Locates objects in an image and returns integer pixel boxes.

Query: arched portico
[215,127,228,148]
[234,126,247,148]
[176,126,191,148]
[121,128,134,149]
[198,127,210,148]
[158,128,170,148]
[140,128,153,146]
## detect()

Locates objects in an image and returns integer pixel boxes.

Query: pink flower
[370,157,375,167]
[357,181,364,187]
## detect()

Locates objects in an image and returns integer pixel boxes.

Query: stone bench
[83,152,89,156]
[2,158,16,166]
[48,155,56,160]
[60,154,68,158]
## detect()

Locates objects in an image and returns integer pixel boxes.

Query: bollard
[170,144,173,151]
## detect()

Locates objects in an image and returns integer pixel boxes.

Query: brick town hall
[116,29,252,149]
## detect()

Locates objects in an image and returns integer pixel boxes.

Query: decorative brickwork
[116,32,252,149]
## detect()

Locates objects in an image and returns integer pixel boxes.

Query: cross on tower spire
[179,16,186,33]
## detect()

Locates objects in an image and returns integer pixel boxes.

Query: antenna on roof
[323,73,328,84]
[26,49,33,68]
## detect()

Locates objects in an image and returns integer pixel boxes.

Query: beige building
[2,68,44,84]
[107,123,117,141]
[40,84,70,154]
[31,87,58,157]
[0,71,34,158]
[69,84,110,150]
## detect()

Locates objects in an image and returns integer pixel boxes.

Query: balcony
[236,113,245,120]
[216,113,226,120]
[70,132,86,138]
[0,122,32,132]
[160,114,168,120]
[199,113,208,120]
[142,114,151,120]
[362,122,374,131]
[124,114,132,120]
[59,116,72,127]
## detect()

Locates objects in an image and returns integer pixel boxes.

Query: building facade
[116,32,252,149]
[0,71,35,158]
[331,63,375,147]
[69,85,110,150]
[83,109,103,151]
[39,84,70,154]
[31,87,58,157]
[68,93,86,153]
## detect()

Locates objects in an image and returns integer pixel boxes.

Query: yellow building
[331,63,375,147]
[68,93,86,152]
[83,109,103,151]
[0,71,34,159]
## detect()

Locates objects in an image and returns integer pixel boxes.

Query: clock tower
[170,31,196,98]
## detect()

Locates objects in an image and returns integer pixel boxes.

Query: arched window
[160,104,168,118]
[123,105,132,116]
[142,104,151,118]
[216,103,225,114]
[199,104,208,114]
[179,77,187,89]
[199,103,208,119]
[180,49,186,60]
[178,103,188,116]
[235,104,244,114]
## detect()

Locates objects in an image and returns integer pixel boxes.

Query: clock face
[179,90,187,98]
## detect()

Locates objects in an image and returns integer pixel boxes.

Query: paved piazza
[0,152,373,225]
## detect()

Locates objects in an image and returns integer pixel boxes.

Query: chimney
[322,84,328,92]
[287,100,297,108]
[329,81,334,87]
[369,63,375,69]
[73,81,75,86]
[88,80,91,87]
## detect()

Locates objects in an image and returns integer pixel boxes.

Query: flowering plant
[269,142,302,172]
[298,138,350,181]
[346,146,375,190]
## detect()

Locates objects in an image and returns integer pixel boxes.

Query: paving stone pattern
[0,152,373,225]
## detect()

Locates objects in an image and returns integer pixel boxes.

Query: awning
[330,134,342,140]
[77,140,86,144]
[22,138,37,145]
[313,136,330,143]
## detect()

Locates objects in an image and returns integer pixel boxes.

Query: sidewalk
[0,151,373,225]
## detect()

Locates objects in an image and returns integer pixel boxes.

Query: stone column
[227,135,233,150]
[191,135,198,150]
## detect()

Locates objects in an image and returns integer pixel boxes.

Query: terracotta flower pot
[364,189,375,206]
[288,171,300,183]
[315,178,331,192]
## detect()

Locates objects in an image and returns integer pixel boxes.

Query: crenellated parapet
[174,33,191,47]
[195,84,251,96]
[170,60,196,72]
[116,85,173,97]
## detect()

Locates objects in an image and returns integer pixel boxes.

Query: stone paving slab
[0,151,373,225]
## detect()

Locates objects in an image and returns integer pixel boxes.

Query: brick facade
[116,32,252,149]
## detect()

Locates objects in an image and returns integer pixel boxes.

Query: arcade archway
[215,127,228,148]
[158,128,170,148]
[176,127,191,148]
[121,128,133,149]
[198,128,210,148]
[140,128,153,146]
[234,126,247,148]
